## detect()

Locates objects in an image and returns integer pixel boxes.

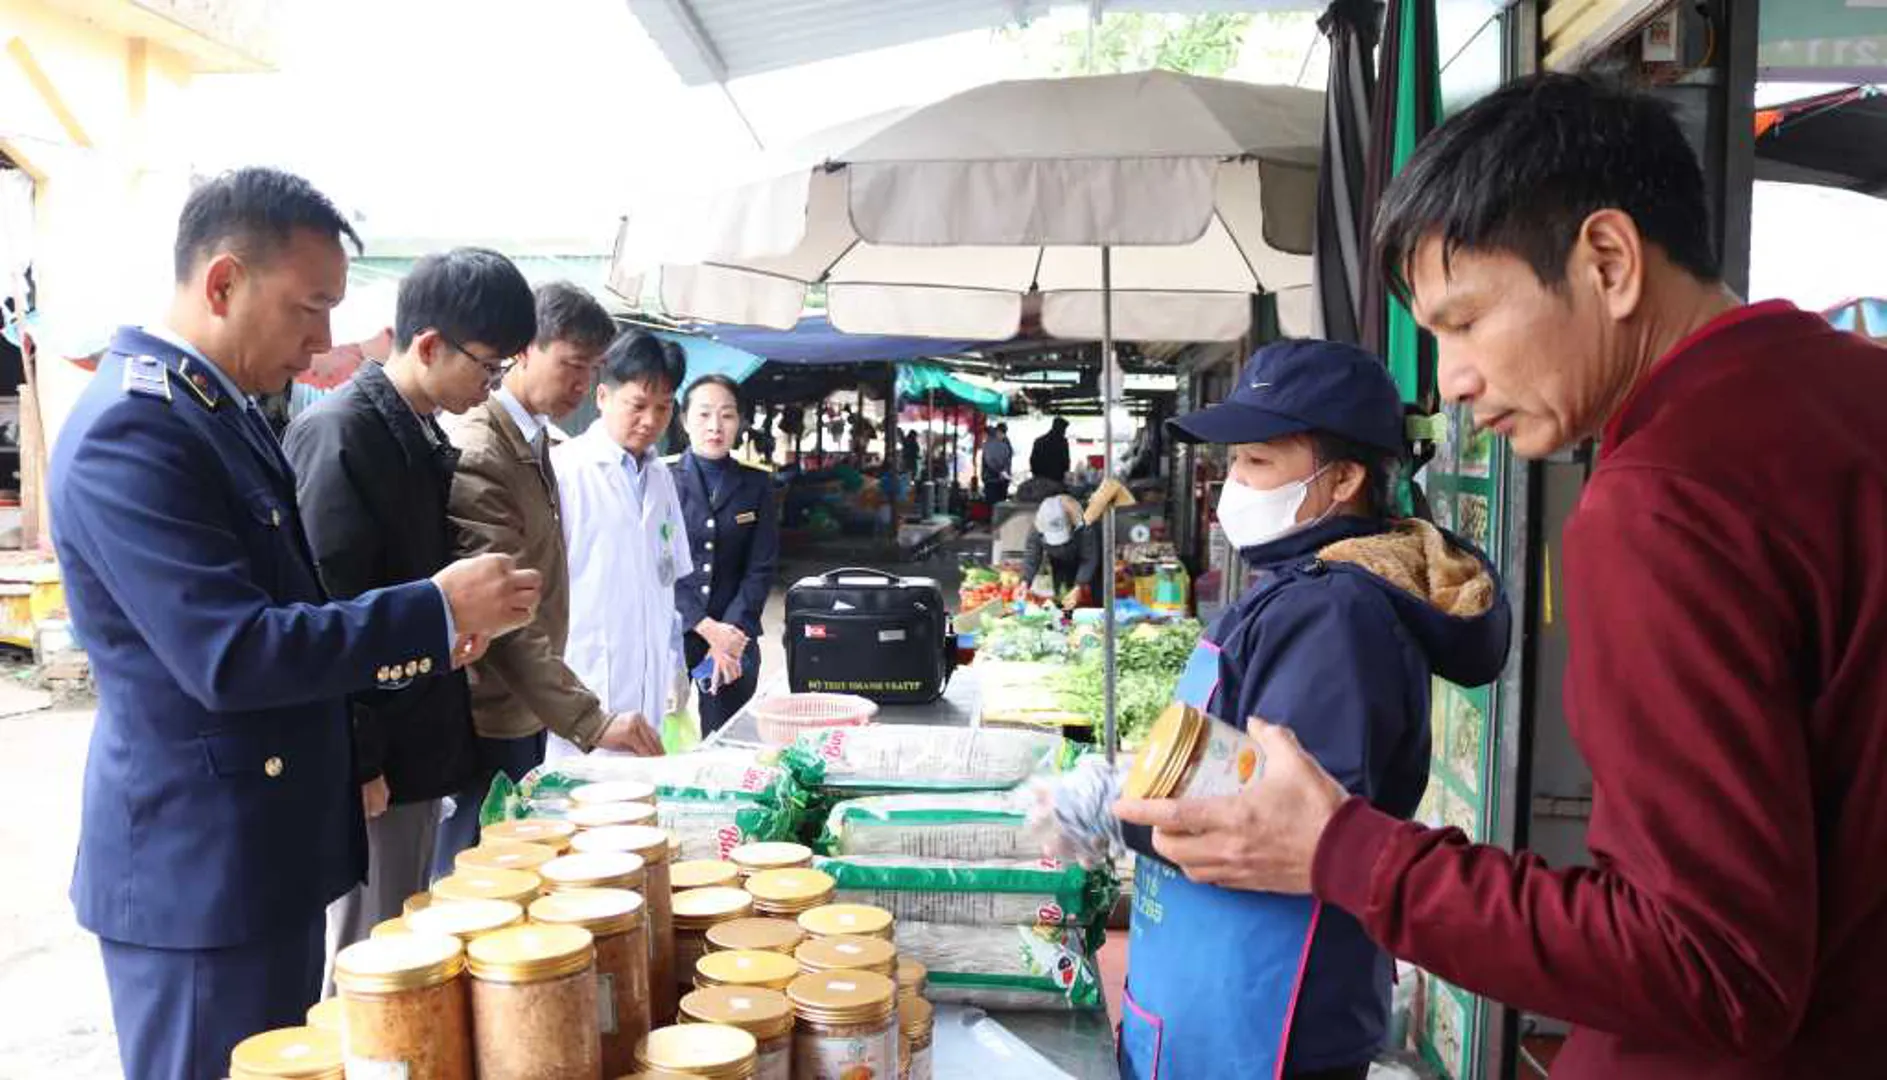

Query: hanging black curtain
[1311,0,1383,347]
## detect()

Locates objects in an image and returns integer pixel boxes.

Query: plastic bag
[1025,754,1126,870]
[792,726,1064,793]
[815,854,1115,929]
[894,920,1105,1011]
[822,791,1035,860]
[662,710,700,755]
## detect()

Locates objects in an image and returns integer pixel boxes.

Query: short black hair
[683,373,743,410]
[1309,431,1399,519]
[600,330,685,394]
[174,167,362,283]
[1373,73,1719,304]
[393,248,536,356]
[534,282,616,351]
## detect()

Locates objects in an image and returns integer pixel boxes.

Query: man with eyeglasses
[283,247,538,983]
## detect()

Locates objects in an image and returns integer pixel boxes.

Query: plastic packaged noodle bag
[789,726,1064,793]
[893,920,1105,1012]
[1025,754,1127,870]
[815,854,1116,930]
[822,791,1037,860]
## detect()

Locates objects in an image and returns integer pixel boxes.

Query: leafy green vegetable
[1050,620,1204,747]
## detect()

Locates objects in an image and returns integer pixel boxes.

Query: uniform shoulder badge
[121,355,172,403]
[174,356,223,410]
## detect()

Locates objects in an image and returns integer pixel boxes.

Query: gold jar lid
[787,970,897,1027]
[673,886,756,930]
[529,887,647,937]
[567,801,660,830]
[303,997,342,1035]
[727,842,812,875]
[481,818,578,852]
[401,892,432,917]
[637,1022,760,1079]
[334,932,465,994]
[571,779,658,806]
[897,958,927,997]
[406,898,525,941]
[228,1027,343,1079]
[467,923,595,984]
[1121,703,1205,800]
[540,850,647,892]
[706,917,806,955]
[793,935,897,978]
[368,917,411,940]
[620,1071,707,1080]
[900,996,934,1039]
[430,867,540,906]
[680,986,795,1042]
[455,840,559,875]
[695,949,800,991]
[571,823,672,863]
[798,903,894,941]
[672,859,741,891]
[744,868,836,914]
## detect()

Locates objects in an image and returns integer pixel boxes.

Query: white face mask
[1217,465,1329,550]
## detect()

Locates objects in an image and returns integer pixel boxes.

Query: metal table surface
[703,665,982,749]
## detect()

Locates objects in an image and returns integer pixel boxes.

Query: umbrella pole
[1101,246,1119,764]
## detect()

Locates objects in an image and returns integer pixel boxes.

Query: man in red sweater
[1116,74,1887,1076]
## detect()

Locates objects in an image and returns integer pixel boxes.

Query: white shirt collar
[145,325,250,407]
[495,386,548,444]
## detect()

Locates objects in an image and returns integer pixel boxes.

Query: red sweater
[1313,301,1887,1077]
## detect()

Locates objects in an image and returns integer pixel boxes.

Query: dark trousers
[687,636,761,737]
[431,729,548,879]
[986,476,1010,504]
[1286,1066,1371,1080]
[100,917,323,1080]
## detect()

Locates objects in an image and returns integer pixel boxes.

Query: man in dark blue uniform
[48,167,543,1080]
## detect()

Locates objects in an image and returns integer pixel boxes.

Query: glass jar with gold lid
[467,923,600,1080]
[727,842,812,880]
[539,850,647,894]
[680,986,793,1080]
[431,867,540,907]
[570,823,677,1022]
[672,859,741,891]
[1122,702,1263,801]
[455,840,559,876]
[743,869,835,918]
[798,903,894,942]
[637,1022,759,1080]
[673,887,756,1001]
[896,958,927,1004]
[303,996,342,1036]
[334,932,474,1080]
[406,899,525,943]
[794,935,898,979]
[707,917,806,957]
[786,971,899,1080]
[402,891,433,918]
[370,916,412,940]
[695,949,800,992]
[227,1026,343,1080]
[481,818,578,853]
[571,779,658,806]
[567,800,660,830]
[899,997,934,1080]
[529,887,651,1078]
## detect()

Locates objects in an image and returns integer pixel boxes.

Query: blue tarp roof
[686,316,991,367]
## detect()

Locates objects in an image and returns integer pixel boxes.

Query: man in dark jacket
[1029,416,1072,483]
[284,248,538,981]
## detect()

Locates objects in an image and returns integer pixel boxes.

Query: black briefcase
[785,568,955,704]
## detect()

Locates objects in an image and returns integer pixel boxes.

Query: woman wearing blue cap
[1112,339,1512,1080]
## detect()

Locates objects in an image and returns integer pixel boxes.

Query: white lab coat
[548,422,693,761]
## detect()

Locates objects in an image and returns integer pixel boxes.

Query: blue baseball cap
[1166,339,1405,454]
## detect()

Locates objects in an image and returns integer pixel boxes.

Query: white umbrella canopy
[612,70,1324,341]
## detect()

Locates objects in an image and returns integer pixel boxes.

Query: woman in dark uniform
[674,375,780,734]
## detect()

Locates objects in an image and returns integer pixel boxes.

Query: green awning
[897,362,1008,415]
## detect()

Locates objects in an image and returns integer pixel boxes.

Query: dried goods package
[792,727,1064,793]
[892,920,1103,1011]
[815,855,1114,930]
[822,792,1036,861]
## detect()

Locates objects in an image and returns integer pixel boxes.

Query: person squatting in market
[673,373,781,736]
[1105,338,1511,1080]
[1118,73,1887,1078]
[49,166,543,1080]
[434,280,664,875]
[550,329,692,761]
[282,246,537,991]
[1020,493,1101,609]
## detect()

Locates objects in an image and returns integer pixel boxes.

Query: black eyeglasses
[441,334,509,388]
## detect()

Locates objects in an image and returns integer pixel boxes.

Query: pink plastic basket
[750,692,878,747]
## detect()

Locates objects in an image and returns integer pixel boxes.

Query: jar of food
[787,971,899,1080]
[895,959,927,1005]
[673,887,756,1000]
[456,840,560,876]
[370,917,412,940]
[530,887,651,1079]
[706,918,806,957]
[227,1027,343,1079]
[1122,702,1263,801]
[333,932,474,1080]
[402,892,433,918]
[567,801,660,830]
[637,1022,758,1080]
[672,860,741,891]
[304,996,342,1036]
[798,903,894,942]
[899,997,933,1080]
[571,779,658,807]
[431,867,541,907]
[743,869,835,918]
[482,818,578,853]
[540,850,647,895]
[406,898,525,943]
[793,935,898,979]
[467,923,601,1080]
[679,987,793,1080]
[727,842,812,881]
[694,949,799,992]
[571,824,677,1023]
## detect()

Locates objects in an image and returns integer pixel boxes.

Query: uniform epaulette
[121,355,171,402]
[174,356,224,411]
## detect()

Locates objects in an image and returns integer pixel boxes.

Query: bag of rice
[790,727,1064,793]
[815,854,1115,929]
[892,920,1104,1011]
[821,792,1037,861]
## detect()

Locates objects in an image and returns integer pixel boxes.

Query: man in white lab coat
[550,330,690,761]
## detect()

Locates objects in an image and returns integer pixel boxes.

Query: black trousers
[687,635,761,736]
